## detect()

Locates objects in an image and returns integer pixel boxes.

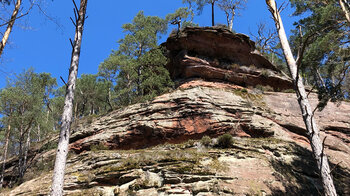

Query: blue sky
[0,0,297,88]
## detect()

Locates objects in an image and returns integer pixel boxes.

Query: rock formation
[1,27,349,196]
[164,27,293,91]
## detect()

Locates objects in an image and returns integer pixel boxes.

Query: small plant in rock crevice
[217,133,233,148]
[200,135,212,147]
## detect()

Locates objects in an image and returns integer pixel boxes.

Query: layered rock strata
[164,27,293,91]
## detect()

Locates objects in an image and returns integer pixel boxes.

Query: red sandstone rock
[164,27,293,91]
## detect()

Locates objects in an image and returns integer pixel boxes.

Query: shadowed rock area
[1,27,349,196]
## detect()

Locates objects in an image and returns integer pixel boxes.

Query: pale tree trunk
[0,123,11,189]
[107,88,113,110]
[229,14,233,31]
[22,128,31,175]
[266,0,337,195]
[339,0,350,24]
[37,124,41,142]
[50,0,88,195]
[0,0,21,58]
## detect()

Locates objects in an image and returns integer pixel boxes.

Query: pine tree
[289,0,350,108]
[166,7,193,31]
[74,74,111,117]
[99,11,173,106]
[0,69,56,187]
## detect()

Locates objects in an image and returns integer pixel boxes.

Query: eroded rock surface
[1,27,350,196]
[3,79,350,196]
[68,82,276,153]
[165,27,293,91]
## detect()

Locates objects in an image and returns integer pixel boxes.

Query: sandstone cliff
[1,27,349,196]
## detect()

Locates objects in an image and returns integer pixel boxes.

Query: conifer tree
[166,7,193,31]
[0,69,56,187]
[99,11,173,106]
[289,0,350,108]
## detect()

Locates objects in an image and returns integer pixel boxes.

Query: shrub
[255,85,274,92]
[229,63,240,70]
[90,143,109,151]
[240,88,248,93]
[200,136,212,147]
[260,69,271,78]
[217,134,233,148]
[282,89,295,93]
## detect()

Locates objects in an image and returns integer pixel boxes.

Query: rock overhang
[164,26,294,91]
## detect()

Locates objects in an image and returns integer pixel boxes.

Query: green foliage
[208,157,228,172]
[0,68,57,182]
[99,11,173,106]
[90,143,109,151]
[41,141,58,152]
[290,0,350,107]
[217,133,233,148]
[282,89,295,93]
[0,69,57,142]
[75,74,112,117]
[166,7,195,31]
[200,135,212,147]
[255,85,274,92]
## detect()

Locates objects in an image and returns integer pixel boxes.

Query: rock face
[68,80,275,153]
[3,79,350,196]
[2,27,350,196]
[164,27,293,91]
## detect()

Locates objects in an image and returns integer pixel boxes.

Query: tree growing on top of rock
[182,0,218,26]
[218,0,247,31]
[166,7,195,32]
[99,11,173,106]
[182,0,248,28]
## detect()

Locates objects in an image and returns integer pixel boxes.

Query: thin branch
[69,38,74,48]
[330,161,343,173]
[72,0,79,15]
[0,12,28,27]
[278,1,288,13]
[73,8,77,21]
[69,17,76,27]
[60,76,67,87]
[34,3,63,31]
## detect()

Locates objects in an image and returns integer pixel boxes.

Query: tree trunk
[339,0,350,24]
[211,2,215,26]
[50,0,88,195]
[37,124,41,142]
[21,128,31,178]
[266,1,337,195]
[229,15,233,31]
[18,124,24,180]
[0,123,11,189]
[0,0,21,58]
[107,88,113,111]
